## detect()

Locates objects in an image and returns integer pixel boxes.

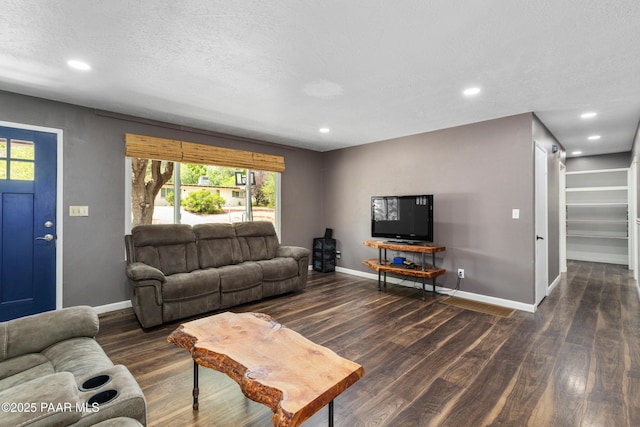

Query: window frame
[124,157,281,237]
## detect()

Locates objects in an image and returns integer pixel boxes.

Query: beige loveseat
[125,221,310,328]
[0,306,146,426]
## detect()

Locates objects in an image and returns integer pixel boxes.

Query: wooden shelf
[363,240,446,254]
[362,240,447,298]
[362,259,446,279]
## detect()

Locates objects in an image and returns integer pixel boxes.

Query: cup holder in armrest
[87,389,119,406]
[79,374,112,391]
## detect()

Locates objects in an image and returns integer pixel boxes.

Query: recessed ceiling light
[67,59,91,71]
[319,127,330,133]
[463,87,481,96]
[588,135,601,140]
[572,151,583,155]
[580,112,597,119]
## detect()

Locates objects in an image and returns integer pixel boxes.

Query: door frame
[0,120,63,310]
[534,142,549,307]
[630,156,637,278]
[559,163,567,273]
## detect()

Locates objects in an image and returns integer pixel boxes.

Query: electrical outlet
[335,250,341,259]
[457,268,465,279]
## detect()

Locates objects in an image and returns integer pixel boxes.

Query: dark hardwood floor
[97,261,640,426]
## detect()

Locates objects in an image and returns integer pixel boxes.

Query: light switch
[512,209,520,219]
[69,206,89,217]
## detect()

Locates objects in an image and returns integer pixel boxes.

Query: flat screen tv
[371,195,433,242]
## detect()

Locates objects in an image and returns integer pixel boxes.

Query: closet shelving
[566,168,629,265]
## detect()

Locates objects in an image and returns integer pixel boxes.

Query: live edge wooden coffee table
[167,311,364,427]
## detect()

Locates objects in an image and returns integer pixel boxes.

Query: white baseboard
[96,266,538,316]
[547,274,561,295]
[335,266,536,313]
[93,300,132,315]
[445,289,536,313]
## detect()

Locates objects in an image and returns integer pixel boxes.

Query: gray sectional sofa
[0,306,146,426]
[125,221,310,328]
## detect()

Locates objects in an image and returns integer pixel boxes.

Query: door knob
[35,234,54,242]
[536,235,544,240]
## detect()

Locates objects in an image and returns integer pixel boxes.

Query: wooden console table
[167,311,364,427]
[362,240,446,299]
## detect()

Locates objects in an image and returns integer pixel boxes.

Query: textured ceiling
[1,0,639,156]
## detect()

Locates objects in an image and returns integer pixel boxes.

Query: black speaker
[324,228,333,239]
[312,238,336,272]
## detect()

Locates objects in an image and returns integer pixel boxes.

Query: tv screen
[371,195,433,242]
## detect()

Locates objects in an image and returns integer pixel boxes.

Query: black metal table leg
[377,248,382,290]
[328,400,334,427]
[193,361,199,410]
[421,253,427,299]
[383,249,388,289]
[432,252,437,293]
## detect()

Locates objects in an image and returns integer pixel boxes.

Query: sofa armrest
[126,263,165,328]
[277,246,310,291]
[0,306,99,362]
[126,262,166,283]
[276,245,310,260]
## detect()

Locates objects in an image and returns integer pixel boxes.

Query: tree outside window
[131,158,173,227]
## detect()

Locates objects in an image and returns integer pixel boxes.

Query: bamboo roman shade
[124,133,285,172]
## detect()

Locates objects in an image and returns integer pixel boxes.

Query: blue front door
[0,126,57,321]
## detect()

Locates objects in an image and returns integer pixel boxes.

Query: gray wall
[0,90,323,308]
[322,113,545,304]
[1,89,566,308]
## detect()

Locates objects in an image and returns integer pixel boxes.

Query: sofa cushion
[193,223,235,240]
[235,221,279,261]
[0,372,82,427]
[0,306,99,362]
[131,224,199,275]
[218,263,263,292]
[131,223,194,247]
[135,243,198,276]
[0,354,54,392]
[257,258,299,282]
[162,269,220,301]
[193,223,243,268]
[217,263,263,308]
[42,337,114,378]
